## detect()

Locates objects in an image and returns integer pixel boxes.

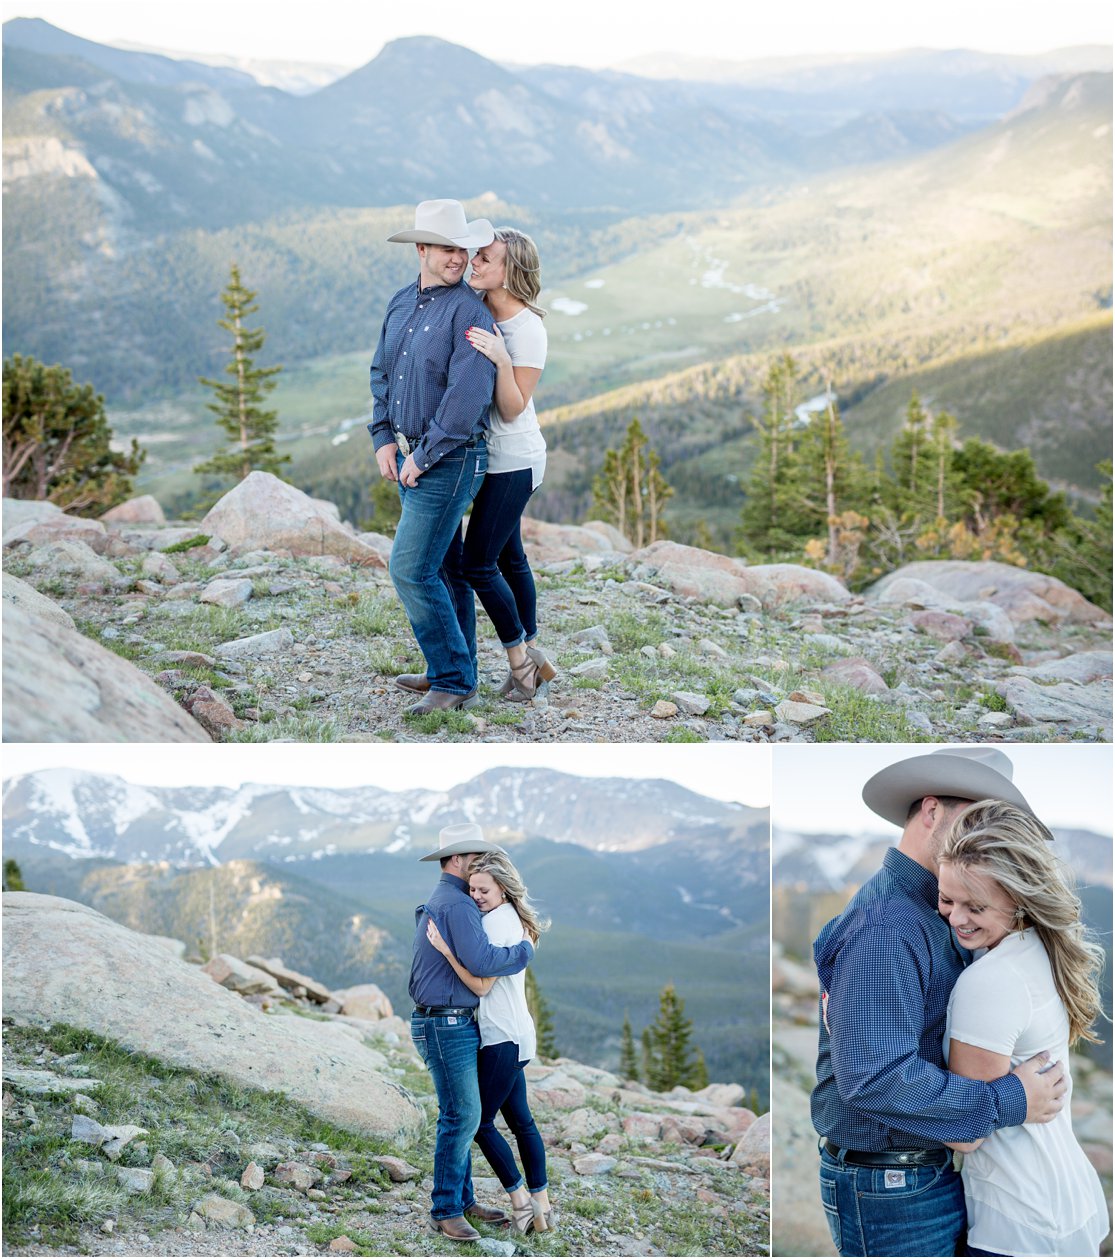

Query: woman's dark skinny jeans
[475,1041,548,1193]
[458,468,538,647]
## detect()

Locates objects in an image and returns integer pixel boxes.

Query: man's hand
[399,453,424,487]
[376,442,399,482]
[1013,1052,1066,1124]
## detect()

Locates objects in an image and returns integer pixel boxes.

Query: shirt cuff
[369,422,397,453]
[991,1070,1027,1128]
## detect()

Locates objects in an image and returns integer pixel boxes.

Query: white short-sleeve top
[944,929,1109,1257]
[486,307,547,490]
[478,902,537,1062]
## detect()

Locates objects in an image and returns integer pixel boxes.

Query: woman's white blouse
[478,902,537,1062]
[486,307,547,490]
[944,928,1109,1257]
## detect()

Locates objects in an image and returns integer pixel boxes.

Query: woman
[426,850,553,1233]
[937,799,1109,1258]
[460,227,556,701]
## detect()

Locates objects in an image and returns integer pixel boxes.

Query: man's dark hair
[440,856,453,870]
[905,794,972,823]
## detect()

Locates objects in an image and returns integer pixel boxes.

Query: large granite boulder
[3,502,110,554]
[867,561,1109,627]
[2,572,76,631]
[2,594,211,742]
[519,517,631,564]
[627,541,851,608]
[2,894,423,1141]
[101,496,166,525]
[201,473,385,566]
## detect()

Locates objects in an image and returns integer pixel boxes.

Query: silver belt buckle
[393,431,411,457]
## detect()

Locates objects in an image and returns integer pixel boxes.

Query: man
[811,747,1067,1258]
[411,822,535,1242]
[369,200,498,715]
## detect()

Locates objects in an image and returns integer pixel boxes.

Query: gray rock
[141,551,180,583]
[571,625,614,654]
[569,657,609,679]
[215,628,295,660]
[21,539,121,583]
[2,573,76,631]
[2,598,211,742]
[671,691,711,716]
[3,893,425,1141]
[101,495,166,526]
[2,1068,103,1096]
[995,677,1112,737]
[1010,651,1112,686]
[116,1166,155,1194]
[200,578,254,608]
[241,1161,265,1191]
[193,1194,255,1228]
[573,1153,617,1175]
[476,1241,516,1257]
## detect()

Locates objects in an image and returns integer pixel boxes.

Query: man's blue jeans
[819,1145,966,1257]
[390,442,486,696]
[411,1012,481,1220]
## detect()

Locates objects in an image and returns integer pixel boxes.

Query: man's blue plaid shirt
[811,846,1027,1150]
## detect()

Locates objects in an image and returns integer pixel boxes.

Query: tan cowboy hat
[419,822,507,862]
[387,199,495,249]
[862,747,1034,829]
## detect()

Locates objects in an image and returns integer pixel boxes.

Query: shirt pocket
[414,327,452,385]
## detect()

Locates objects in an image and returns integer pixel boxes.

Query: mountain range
[2,768,770,1093]
[3,19,1110,526]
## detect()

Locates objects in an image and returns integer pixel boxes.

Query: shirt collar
[882,845,939,910]
[416,278,464,297]
[440,872,468,893]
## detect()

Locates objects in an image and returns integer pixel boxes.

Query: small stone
[152,1153,176,1178]
[908,610,971,642]
[570,657,609,679]
[273,1161,321,1191]
[241,1161,265,1191]
[573,1153,617,1175]
[100,1219,115,1234]
[640,644,657,660]
[371,1155,421,1182]
[329,1238,357,1254]
[698,638,729,660]
[193,1193,255,1228]
[298,672,313,684]
[905,710,935,735]
[935,640,969,665]
[200,577,254,608]
[571,625,613,654]
[775,700,831,726]
[186,1212,207,1233]
[657,642,676,658]
[671,691,711,716]
[979,711,1013,727]
[182,687,245,737]
[651,700,678,719]
[788,688,826,706]
[116,1166,155,1194]
[307,1188,327,1200]
[743,710,773,727]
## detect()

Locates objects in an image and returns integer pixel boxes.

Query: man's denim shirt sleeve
[437,897,533,978]
[828,926,1027,1143]
[368,296,396,453]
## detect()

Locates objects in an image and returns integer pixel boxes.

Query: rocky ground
[3,893,770,1258]
[3,478,1111,744]
[770,943,1114,1258]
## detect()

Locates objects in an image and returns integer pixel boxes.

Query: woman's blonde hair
[494,227,545,319]
[939,799,1106,1047]
[469,850,550,945]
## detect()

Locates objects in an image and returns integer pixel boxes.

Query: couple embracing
[410,823,553,1242]
[812,747,1108,1258]
[368,199,556,714]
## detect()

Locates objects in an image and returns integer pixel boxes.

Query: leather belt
[413,1005,477,1019]
[824,1140,950,1167]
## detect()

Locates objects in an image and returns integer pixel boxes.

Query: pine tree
[689,1046,709,1091]
[739,353,802,558]
[195,264,288,484]
[2,354,144,513]
[645,982,702,1092]
[525,969,558,1059]
[619,1012,639,1082]
[3,858,25,891]
[590,418,672,546]
[641,1025,656,1086]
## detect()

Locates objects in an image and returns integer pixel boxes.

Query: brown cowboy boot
[394,673,430,694]
[429,1215,481,1242]
[405,689,478,716]
[465,1202,511,1228]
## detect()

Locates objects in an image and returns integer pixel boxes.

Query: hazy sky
[3,0,1112,68]
[1,743,771,808]
[772,744,1112,835]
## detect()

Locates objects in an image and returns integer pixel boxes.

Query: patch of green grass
[226,716,342,742]
[606,607,668,652]
[486,710,524,726]
[366,646,422,675]
[405,709,477,736]
[75,623,145,662]
[569,1194,608,1219]
[571,677,604,690]
[146,605,251,653]
[349,594,406,638]
[979,689,1009,712]
[160,534,210,554]
[813,686,933,743]
[663,727,707,743]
